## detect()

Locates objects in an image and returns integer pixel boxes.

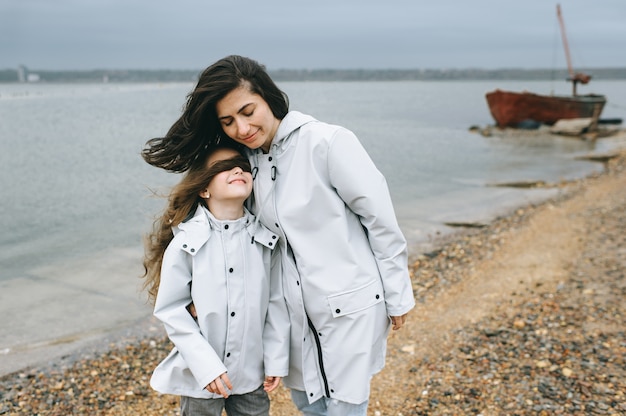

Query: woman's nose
[235,118,250,135]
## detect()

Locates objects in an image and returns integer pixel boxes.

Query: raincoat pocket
[327,279,384,318]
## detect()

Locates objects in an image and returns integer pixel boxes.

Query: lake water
[1,79,625,373]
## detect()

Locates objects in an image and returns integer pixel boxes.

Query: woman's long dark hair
[142,55,289,173]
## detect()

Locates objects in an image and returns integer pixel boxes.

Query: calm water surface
[1,80,626,281]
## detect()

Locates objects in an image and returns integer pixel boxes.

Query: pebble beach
[1,143,625,415]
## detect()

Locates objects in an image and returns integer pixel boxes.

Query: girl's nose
[232,166,243,174]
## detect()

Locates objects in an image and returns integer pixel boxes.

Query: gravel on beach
[1,148,625,416]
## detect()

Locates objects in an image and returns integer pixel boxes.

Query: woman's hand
[263,376,281,392]
[205,373,233,398]
[390,313,408,330]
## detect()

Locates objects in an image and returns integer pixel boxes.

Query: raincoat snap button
[182,244,187,248]
[229,268,234,273]
[335,309,341,314]
[376,294,380,299]
[231,312,235,317]
[224,224,229,230]
[190,248,195,253]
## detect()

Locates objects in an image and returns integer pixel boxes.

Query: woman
[143,55,415,416]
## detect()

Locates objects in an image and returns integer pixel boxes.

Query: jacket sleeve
[262,247,290,377]
[153,239,228,390]
[327,128,415,316]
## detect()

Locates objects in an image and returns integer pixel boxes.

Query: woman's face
[215,86,280,153]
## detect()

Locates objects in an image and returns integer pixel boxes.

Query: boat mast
[557,4,590,96]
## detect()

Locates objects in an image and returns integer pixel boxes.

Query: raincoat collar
[176,204,277,253]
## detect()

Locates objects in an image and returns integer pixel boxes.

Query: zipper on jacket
[307,316,330,397]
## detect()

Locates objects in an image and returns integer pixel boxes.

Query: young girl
[143,55,415,416]
[142,145,289,416]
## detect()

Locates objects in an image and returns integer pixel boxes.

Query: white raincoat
[150,205,290,399]
[246,111,415,405]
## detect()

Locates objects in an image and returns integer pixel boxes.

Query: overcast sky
[1,0,625,71]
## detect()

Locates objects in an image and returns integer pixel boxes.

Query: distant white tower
[17,65,28,83]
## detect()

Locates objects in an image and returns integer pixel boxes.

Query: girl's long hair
[141,144,246,302]
[141,55,289,173]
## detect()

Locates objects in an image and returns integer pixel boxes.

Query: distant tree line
[1,67,626,83]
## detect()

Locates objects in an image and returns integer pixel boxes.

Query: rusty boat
[486,4,606,128]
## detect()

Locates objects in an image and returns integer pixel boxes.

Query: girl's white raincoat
[150,205,290,399]
[247,111,416,405]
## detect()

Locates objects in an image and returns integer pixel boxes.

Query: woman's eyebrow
[218,103,253,121]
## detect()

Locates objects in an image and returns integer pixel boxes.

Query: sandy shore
[2,143,625,415]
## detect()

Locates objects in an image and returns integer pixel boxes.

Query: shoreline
[402,126,626,256]
[2,141,625,414]
[0,180,579,377]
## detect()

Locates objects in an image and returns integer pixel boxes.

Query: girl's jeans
[180,385,269,416]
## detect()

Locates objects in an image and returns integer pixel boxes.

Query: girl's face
[201,148,253,203]
[215,85,280,153]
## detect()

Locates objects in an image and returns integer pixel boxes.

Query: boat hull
[485,89,606,128]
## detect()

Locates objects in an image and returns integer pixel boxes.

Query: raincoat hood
[267,111,317,154]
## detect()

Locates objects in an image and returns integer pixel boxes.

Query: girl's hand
[186,302,197,319]
[205,373,233,398]
[263,376,281,392]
